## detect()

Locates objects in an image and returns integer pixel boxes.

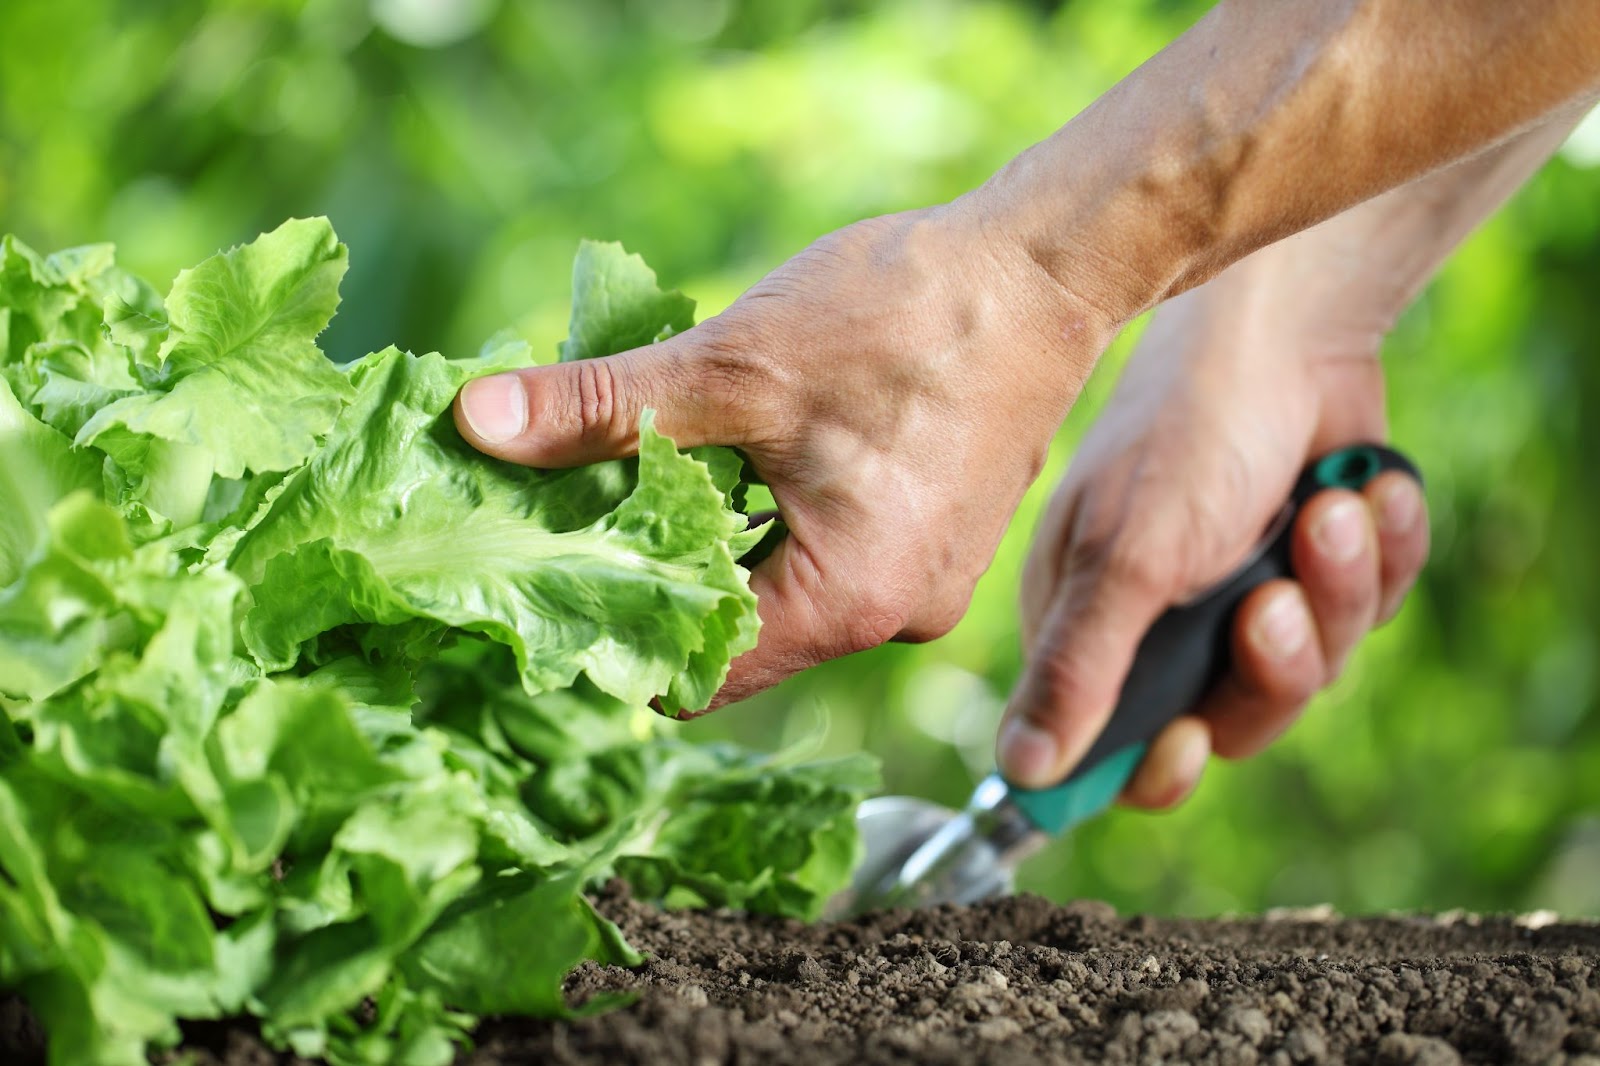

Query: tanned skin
[1025,108,1589,807]
[457,1,1600,798]
[983,0,1600,314]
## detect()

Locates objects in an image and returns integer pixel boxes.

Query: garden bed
[7,885,1598,1065]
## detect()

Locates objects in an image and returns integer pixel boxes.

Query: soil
[4,885,1598,1065]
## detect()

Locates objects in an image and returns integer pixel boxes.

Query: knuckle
[1073,527,1172,601]
[1326,581,1375,618]
[921,605,968,643]
[687,314,789,436]
[1267,661,1323,706]
[840,592,908,655]
[1028,646,1091,719]
[571,358,627,442]
[1062,492,1184,602]
[1318,559,1380,616]
[897,594,971,644]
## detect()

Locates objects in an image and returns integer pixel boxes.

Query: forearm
[966,0,1600,326]
[1207,102,1591,356]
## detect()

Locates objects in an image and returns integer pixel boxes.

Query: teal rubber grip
[1005,443,1420,836]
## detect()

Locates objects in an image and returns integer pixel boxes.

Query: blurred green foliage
[3,0,1596,918]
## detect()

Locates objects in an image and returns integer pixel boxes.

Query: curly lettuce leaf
[232,348,755,712]
[611,749,879,919]
[0,222,875,1066]
[0,383,173,711]
[557,239,697,362]
[0,377,101,581]
[416,651,880,922]
[76,218,353,527]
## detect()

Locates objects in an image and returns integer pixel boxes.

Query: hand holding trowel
[830,443,1420,917]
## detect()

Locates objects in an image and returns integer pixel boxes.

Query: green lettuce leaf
[77,218,353,527]
[612,749,879,919]
[557,240,697,362]
[0,492,136,703]
[0,221,876,1066]
[0,376,101,586]
[230,345,756,709]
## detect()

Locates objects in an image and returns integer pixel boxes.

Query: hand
[992,105,1582,800]
[455,207,1118,710]
[995,255,1430,802]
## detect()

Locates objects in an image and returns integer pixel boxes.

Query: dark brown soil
[5,888,1599,1065]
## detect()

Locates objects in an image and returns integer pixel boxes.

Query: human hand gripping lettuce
[0,219,876,1066]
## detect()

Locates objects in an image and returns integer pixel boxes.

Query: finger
[1364,470,1429,623]
[1291,488,1381,677]
[1119,714,1212,810]
[995,565,1169,789]
[1203,579,1327,759]
[453,329,763,467]
[700,534,901,713]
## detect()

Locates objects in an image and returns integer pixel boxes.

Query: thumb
[454,333,754,467]
[997,559,1169,789]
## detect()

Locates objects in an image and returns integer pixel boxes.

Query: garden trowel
[828,443,1420,918]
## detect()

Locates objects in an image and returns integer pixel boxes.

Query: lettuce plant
[0,220,876,1065]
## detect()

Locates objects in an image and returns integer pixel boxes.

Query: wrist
[952,150,1171,334]
[1141,255,1387,375]
[928,198,1125,385]
[949,1,1347,330]
[1216,249,1393,360]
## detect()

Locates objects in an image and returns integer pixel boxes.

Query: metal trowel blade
[823,794,1017,919]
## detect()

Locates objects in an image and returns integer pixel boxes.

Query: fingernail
[460,374,528,444]
[1251,588,1309,661]
[998,717,1060,789]
[1312,497,1365,564]
[1377,479,1420,536]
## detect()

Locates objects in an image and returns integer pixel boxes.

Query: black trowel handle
[1005,443,1421,835]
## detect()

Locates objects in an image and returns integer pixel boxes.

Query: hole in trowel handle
[1316,446,1381,491]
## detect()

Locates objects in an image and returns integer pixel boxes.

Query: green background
[3,0,1596,918]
